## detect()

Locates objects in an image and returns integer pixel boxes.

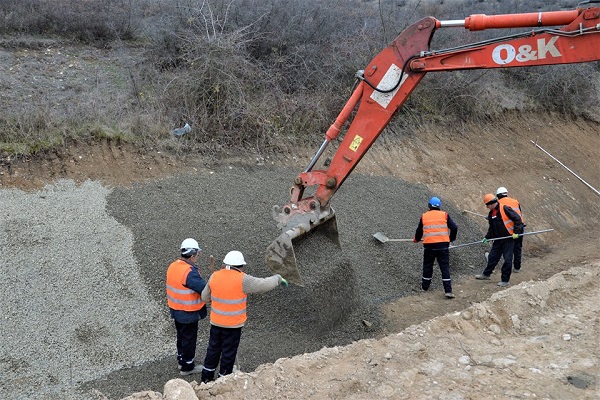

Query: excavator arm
[267,3,600,284]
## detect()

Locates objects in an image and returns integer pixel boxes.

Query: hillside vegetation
[1,0,598,158]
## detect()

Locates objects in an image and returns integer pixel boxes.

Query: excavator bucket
[266,205,340,285]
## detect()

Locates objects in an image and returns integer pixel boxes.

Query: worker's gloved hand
[482,238,489,244]
[512,233,519,239]
[280,278,288,288]
[412,238,418,243]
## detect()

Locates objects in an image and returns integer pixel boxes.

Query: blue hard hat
[429,196,441,207]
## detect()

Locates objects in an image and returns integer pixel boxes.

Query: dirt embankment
[129,262,599,400]
[121,111,600,400]
[1,113,599,399]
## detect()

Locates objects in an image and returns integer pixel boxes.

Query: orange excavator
[266,2,600,284]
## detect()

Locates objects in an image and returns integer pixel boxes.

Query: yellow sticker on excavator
[349,135,363,152]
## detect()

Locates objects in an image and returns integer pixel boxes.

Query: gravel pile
[0,180,173,400]
[1,165,484,399]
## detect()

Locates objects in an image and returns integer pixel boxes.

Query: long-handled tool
[448,228,554,249]
[462,210,487,219]
[531,140,600,197]
[209,255,214,273]
[372,232,413,243]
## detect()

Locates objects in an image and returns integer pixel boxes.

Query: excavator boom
[266,4,600,284]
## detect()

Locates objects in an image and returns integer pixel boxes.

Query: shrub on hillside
[0,0,142,41]
[142,0,379,152]
[503,64,600,119]
[0,0,598,156]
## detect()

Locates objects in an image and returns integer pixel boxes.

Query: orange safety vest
[209,268,247,327]
[497,201,521,235]
[166,260,206,312]
[498,197,524,223]
[422,210,450,244]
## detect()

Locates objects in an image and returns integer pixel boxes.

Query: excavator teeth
[266,232,303,285]
[266,213,341,286]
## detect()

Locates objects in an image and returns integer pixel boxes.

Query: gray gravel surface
[1,165,484,399]
[0,180,172,400]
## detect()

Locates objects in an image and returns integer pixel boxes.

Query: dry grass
[0,0,598,157]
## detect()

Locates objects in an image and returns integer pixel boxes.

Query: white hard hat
[223,250,246,266]
[180,238,201,256]
[496,186,508,196]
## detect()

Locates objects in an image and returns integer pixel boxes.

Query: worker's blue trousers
[175,320,199,372]
[421,247,452,294]
[482,239,515,282]
[201,324,242,382]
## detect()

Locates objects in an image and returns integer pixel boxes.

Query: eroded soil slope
[1,114,598,399]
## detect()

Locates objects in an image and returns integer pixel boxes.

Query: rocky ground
[129,261,600,400]
[1,113,598,399]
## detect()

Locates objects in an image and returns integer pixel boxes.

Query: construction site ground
[1,114,598,399]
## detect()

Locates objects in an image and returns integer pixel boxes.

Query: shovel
[373,232,413,243]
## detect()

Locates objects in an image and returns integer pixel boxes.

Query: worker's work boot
[513,268,521,273]
[180,365,202,376]
[475,274,491,280]
[445,293,455,299]
[497,281,509,287]
[201,367,215,383]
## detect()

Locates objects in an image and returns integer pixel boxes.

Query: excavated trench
[3,116,597,400]
[88,164,485,398]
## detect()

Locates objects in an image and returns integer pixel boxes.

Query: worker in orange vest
[166,238,208,376]
[413,196,458,299]
[200,250,288,383]
[496,186,525,272]
[476,194,524,287]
